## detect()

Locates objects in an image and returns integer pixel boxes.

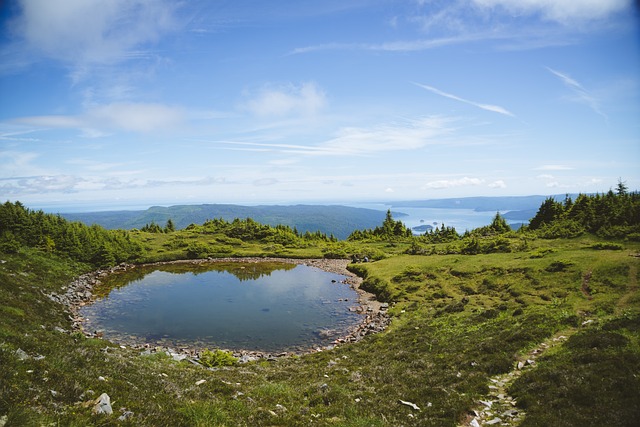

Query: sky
[1,0,639,211]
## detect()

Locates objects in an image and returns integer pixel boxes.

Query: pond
[79,261,363,353]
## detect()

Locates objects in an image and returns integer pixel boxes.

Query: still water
[80,261,362,352]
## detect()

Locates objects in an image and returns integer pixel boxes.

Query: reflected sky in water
[80,263,362,352]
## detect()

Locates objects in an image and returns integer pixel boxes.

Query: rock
[118,410,134,421]
[15,348,29,360]
[479,400,493,408]
[195,379,206,386]
[92,393,113,415]
[503,409,519,417]
[238,354,259,363]
[486,417,502,425]
[470,419,480,427]
[399,399,420,411]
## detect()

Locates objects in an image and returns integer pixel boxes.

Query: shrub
[186,242,211,259]
[590,242,623,250]
[199,349,237,367]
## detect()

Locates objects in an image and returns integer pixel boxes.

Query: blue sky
[1,0,638,211]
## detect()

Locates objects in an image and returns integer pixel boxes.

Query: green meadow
[1,191,639,426]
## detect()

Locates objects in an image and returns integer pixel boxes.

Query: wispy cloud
[15,102,185,135]
[413,82,515,117]
[422,176,485,190]
[214,116,454,157]
[472,0,630,24]
[546,67,608,121]
[0,174,230,196]
[288,34,485,55]
[8,0,178,67]
[241,82,327,117]
[534,164,574,171]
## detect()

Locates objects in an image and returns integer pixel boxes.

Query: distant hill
[61,204,395,240]
[60,195,568,240]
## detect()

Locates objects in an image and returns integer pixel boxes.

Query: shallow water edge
[53,257,389,362]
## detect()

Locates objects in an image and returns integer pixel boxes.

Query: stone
[399,399,420,411]
[118,410,134,421]
[15,348,29,360]
[92,393,113,415]
[195,379,206,385]
[485,417,502,425]
[503,409,519,417]
[470,419,480,427]
[479,400,493,408]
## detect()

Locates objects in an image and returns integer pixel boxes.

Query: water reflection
[80,262,362,352]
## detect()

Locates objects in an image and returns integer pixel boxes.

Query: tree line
[525,181,640,239]
[0,201,143,267]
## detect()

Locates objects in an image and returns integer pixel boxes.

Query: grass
[1,235,639,425]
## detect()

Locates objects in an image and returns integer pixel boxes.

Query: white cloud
[472,0,630,24]
[243,82,327,117]
[489,180,507,188]
[413,82,515,117]
[10,0,178,65]
[0,173,230,196]
[535,165,574,171]
[216,116,454,157]
[320,116,452,155]
[546,67,608,121]
[88,103,184,133]
[16,102,185,134]
[0,150,46,177]
[423,177,485,189]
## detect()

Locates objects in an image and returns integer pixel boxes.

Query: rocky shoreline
[49,257,390,364]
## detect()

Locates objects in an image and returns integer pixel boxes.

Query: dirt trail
[461,331,574,427]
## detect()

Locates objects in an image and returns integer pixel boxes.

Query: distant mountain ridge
[61,204,394,240]
[59,195,561,240]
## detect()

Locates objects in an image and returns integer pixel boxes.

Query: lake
[79,261,363,353]
[350,203,512,233]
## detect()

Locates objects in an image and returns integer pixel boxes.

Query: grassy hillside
[1,197,639,426]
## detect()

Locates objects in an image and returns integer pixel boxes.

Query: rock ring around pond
[55,257,390,363]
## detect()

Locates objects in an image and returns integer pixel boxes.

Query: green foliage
[348,210,412,241]
[536,219,585,239]
[471,212,511,236]
[0,201,143,267]
[199,349,238,367]
[1,198,639,426]
[186,242,212,259]
[527,184,640,238]
[510,317,640,427]
[141,221,164,233]
[422,223,460,243]
[590,242,623,250]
